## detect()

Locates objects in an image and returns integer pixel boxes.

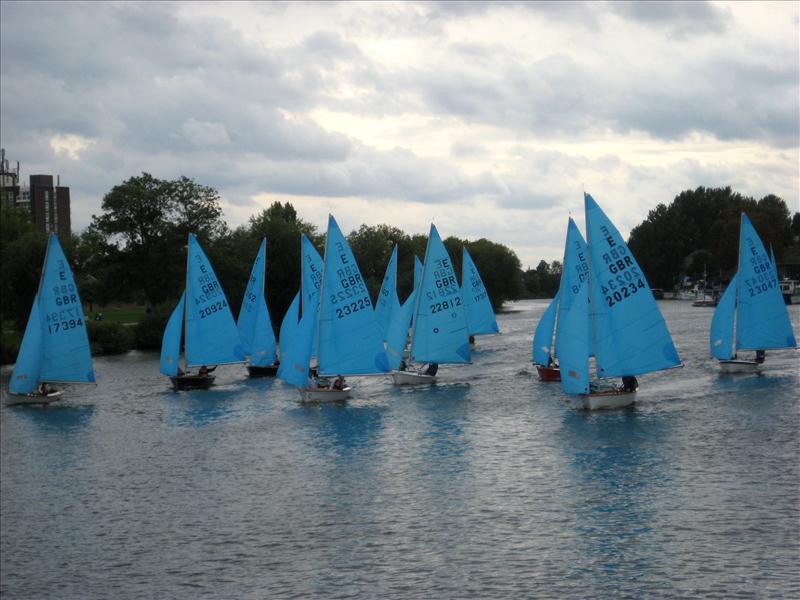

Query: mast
[182,233,191,371]
[732,213,742,358]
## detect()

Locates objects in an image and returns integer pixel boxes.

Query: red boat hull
[536,365,561,382]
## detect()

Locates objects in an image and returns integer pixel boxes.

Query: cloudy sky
[1,1,798,267]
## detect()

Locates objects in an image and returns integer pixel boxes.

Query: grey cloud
[607,1,730,37]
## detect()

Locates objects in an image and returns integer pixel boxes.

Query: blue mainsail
[585,193,680,377]
[12,234,95,393]
[160,292,186,376]
[532,293,559,365]
[386,288,417,370]
[410,224,471,364]
[735,213,797,351]
[375,245,401,338]
[277,296,317,388]
[184,233,245,368]
[301,234,323,356]
[413,256,423,293]
[39,233,95,385]
[301,234,323,317]
[237,238,277,367]
[278,292,301,362]
[462,247,500,335]
[555,218,591,395]
[710,274,737,360]
[317,215,389,375]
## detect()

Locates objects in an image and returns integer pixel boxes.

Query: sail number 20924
[199,300,228,318]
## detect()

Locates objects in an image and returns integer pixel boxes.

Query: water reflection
[9,404,96,434]
[165,391,241,428]
[559,409,670,588]
[292,401,386,458]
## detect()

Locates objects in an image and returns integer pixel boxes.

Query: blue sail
[736,213,797,351]
[585,193,680,376]
[410,224,471,364]
[386,288,417,370]
[317,215,389,375]
[533,292,559,365]
[237,238,276,367]
[555,218,591,394]
[301,234,323,316]
[462,247,500,335]
[160,292,186,376]
[9,295,44,394]
[301,234,323,356]
[277,296,316,388]
[37,233,95,385]
[413,256,423,292]
[184,233,245,368]
[375,245,400,338]
[278,292,301,361]
[710,274,737,360]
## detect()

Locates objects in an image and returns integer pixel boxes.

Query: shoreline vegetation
[2,176,798,365]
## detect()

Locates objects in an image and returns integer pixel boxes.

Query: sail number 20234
[598,237,645,307]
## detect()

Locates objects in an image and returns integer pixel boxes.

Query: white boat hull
[718,359,761,374]
[300,386,352,402]
[390,370,436,386]
[5,390,65,406]
[576,390,636,410]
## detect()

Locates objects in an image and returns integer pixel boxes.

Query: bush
[87,320,134,355]
[1,329,21,365]
[134,303,175,350]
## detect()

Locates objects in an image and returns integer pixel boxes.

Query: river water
[1,300,798,598]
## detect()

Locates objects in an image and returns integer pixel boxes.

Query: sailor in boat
[37,382,56,396]
[198,365,215,377]
[424,363,439,376]
[755,350,766,364]
[620,376,638,393]
[469,335,476,346]
[332,375,346,390]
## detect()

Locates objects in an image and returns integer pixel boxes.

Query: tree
[0,204,47,330]
[90,173,227,305]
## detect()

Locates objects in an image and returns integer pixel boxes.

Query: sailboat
[691,264,718,307]
[462,247,500,342]
[160,233,245,390]
[710,213,797,373]
[7,233,96,405]
[237,238,278,377]
[557,194,681,410]
[532,218,589,382]
[391,224,470,385]
[532,292,561,381]
[280,216,389,401]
